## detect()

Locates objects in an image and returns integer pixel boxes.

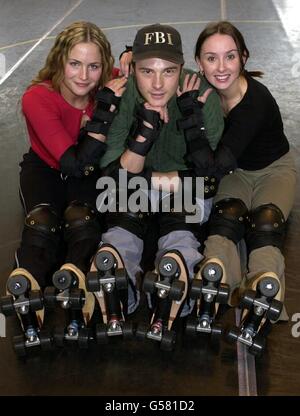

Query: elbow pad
[214,144,237,179]
[185,142,214,177]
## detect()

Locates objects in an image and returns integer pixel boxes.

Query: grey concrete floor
[0,0,299,397]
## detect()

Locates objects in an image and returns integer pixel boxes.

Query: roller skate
[136,251,188,351]
[0,268,52,357]
[44,263,95,348]
[86,244,134,344]
[227,272,283,356]
[186,258,230,340]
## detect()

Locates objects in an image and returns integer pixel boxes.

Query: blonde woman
[0,21,127,354]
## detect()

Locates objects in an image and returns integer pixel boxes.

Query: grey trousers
[204,151,297,320]
[101,196,213,314]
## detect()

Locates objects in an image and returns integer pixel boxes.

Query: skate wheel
[227,326,240,344]
[43,286,57,308]
[78,328,90,349]
[159,257,179,278]
[53,326,65,347]
[249,334,266,356]
[29,290,43,311]
[185,317,198,337]
[240,290,256,309]
[190,279,203,300]
[95,323,108,344]
[39,330,53,350]
[122,322,134,339]
[115,268,128,290]
[258,277,280,299]
[143,272,158,294]
[160,330,176,351]
[13,335,26,357]
[135,323,149,340]
[0,295,15,316]
[7,275,29,296]
[95,251,115,271]
[266,299,283,321]
[169,280,185,301]
[53,270,73,291]
[216,284,230,304]
[86,271,100,292]
[202,262,223,283]
[69,288,85,309]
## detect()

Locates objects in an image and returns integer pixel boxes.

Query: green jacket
[100,68,224,171]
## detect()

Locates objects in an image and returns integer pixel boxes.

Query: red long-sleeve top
[22,67,120,169]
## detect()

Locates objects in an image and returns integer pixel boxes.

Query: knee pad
[246,203,286,252]
[208,198,249,244]
[63,200,101,243]
[158,212,193,238]
[158,192,202,238]
[105,211,150,240]
[23,204,61,249]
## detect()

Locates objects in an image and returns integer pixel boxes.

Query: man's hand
[177,73,212,104]
[144,102,169,124]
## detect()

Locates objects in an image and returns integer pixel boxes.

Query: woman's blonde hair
[30,21,114,93]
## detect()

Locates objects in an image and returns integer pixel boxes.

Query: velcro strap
[93,107,115,123]
[127,104,163,156]
[95,87,121,108]
[85,120,110,135]
[136,106,161,125]
[185,126,206,145]
[127,136,153,156]
[177,113,200,130]
[177,90,203,114]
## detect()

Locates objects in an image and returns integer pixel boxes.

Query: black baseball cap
[132,23,184,64]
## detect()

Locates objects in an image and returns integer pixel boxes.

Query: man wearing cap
[88,24,224,349]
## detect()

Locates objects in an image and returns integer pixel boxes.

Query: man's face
[134,58,181,108]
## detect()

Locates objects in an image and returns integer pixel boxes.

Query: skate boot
[227,272,283,356]
[0,268,52,357]
[86,244,134,344]
[136,251,188,351]
[186,258,230,339]
[44,263,95,348]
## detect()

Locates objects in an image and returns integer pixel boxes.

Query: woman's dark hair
[194,21,263,78]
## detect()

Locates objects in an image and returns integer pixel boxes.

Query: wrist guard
[177,90,207,152]
[85,87,121,135]
[127,104,163,156]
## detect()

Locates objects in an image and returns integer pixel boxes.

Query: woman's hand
[119,51,133,78]
[177,73,212,104]
[104,76,127,111]
[105,76,127,97]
